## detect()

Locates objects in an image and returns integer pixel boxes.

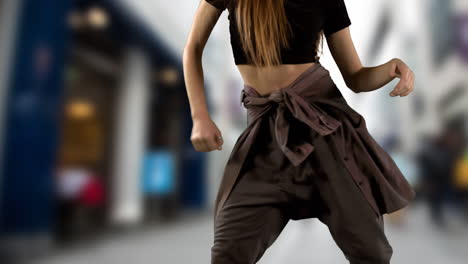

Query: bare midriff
[236,62,317,96]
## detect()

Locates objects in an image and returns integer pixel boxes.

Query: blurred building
[0,0,209,258]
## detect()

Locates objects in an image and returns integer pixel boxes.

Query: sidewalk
[33,204,468,264]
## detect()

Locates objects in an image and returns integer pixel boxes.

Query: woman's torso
[207,0,350,95]
[237,62,317,96]
[225,0,348,96]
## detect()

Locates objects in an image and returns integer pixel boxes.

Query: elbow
[350,85,361,94]
[344,68,364,94]
[182,45,203,69]
[183,43,203,60]
[345,79,361,94]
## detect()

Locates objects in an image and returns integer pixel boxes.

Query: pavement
[32,203,468,264]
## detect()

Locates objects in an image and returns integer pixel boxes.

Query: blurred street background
[0,0,468,263]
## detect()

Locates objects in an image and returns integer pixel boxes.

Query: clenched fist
[191,115,224,152]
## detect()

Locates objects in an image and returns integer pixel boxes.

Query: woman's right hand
[190,115,223,152]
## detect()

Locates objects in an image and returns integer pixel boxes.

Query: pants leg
[212,117,292,264]
[211,201,289,264]
[311,135,393,264]
[212,115,393,263]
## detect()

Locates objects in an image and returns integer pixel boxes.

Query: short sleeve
[205,0,228,11]
[322,0,352,36]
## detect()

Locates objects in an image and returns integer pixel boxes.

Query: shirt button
[358,180,363,185]
[343,156,349,161]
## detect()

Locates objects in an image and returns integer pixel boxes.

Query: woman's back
[237,63,317,96]
[205,0,352,95]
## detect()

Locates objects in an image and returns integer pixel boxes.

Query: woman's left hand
[388,58,415,97]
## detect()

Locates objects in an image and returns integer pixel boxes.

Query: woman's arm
[183,0,221,120]
[183,0,224,152]
[326,27,415,97]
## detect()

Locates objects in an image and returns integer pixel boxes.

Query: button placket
[345,156,366,188]
[338,144,380,215]
[338,146,365,188]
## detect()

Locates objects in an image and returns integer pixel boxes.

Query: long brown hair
[233,0,323,67]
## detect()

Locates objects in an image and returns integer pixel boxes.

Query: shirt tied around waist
[239,64,342,167]
[214,62,416,220]
[214,63,346,218]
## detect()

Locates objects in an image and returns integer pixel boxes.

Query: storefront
[0,0,207,251]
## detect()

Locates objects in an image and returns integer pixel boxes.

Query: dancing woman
[183,0,416,263]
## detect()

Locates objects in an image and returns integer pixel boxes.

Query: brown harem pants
[211,113,393,263]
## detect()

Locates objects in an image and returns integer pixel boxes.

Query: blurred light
[66,100,95,120]
[159,67,179,85]
[86,6,109,29]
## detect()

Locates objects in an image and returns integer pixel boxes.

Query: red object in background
[78,175,105,207]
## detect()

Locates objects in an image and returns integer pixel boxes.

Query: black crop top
[205,0,351,65]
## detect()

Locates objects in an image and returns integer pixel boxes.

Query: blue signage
[141,150,176,196]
